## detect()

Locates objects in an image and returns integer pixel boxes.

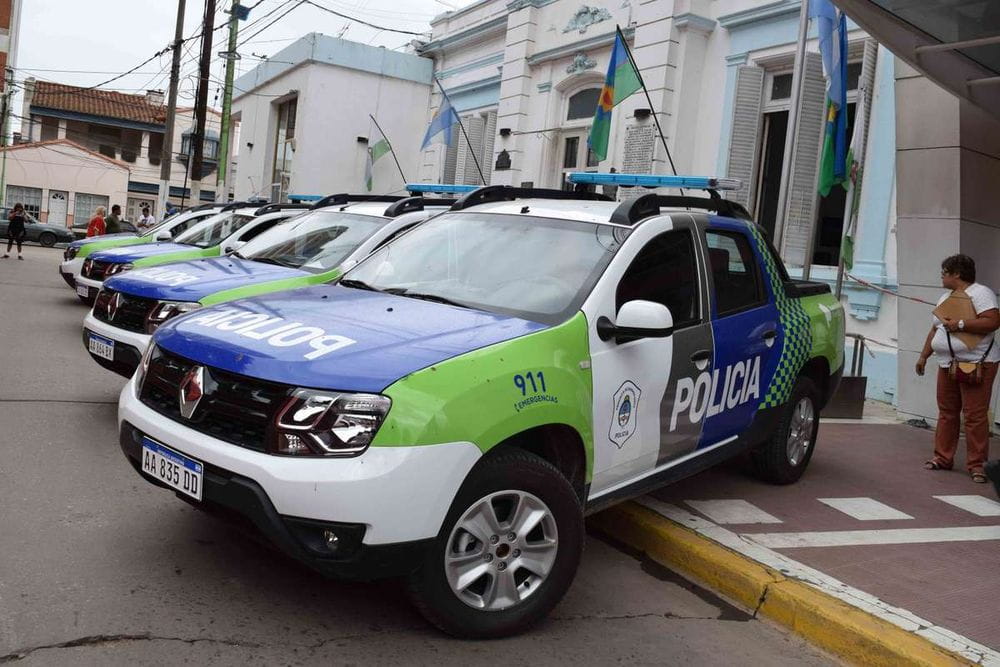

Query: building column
[491,3,540,186]
[667,7,715,174]
[140,131,150,161]
[895,58,1000,422]
[56,119,66,140]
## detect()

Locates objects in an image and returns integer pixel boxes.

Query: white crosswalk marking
[818,497,914,521]
[749,525,1000,548]
[684,499,782,524]
[933,495,1000,517]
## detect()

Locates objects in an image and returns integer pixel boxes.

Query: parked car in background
[0,208,76,247]
[71,219,140,239]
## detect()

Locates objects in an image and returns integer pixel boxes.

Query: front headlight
[144,301,201,334]
[269,390,391,457]
[105,262,134,277]
[65,246,78,260]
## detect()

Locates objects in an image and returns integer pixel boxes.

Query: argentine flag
[421,95,458,150]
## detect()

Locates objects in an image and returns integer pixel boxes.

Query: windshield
[141,209,210,237]
[238,210,390,273]
[173,211,254,248]
[343,213,623,324]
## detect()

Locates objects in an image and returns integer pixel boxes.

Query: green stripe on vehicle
[199,268,342,306]
[372,312,596,480]
[77,236,150,258]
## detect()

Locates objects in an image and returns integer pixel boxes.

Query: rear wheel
[407,450,583,638]
[38,232,56,247]
[752,376,819,484]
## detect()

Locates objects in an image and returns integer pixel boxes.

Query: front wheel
[751,376,819,485]
[407,450,583,638]
[38,232,56,247]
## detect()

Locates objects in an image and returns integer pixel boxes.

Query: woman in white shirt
[916,254,1000,484]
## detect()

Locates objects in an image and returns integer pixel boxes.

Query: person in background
[137,206,155,232]
[915,254,1000,484]
[86,206,107,237]
[104,204,123,234]
[3,203,27,260]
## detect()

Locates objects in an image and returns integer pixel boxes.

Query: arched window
[567,88,600,121]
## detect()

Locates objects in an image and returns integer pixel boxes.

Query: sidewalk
[592,416,1000,665]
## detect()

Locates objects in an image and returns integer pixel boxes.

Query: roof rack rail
[383,196,458,217]
[221,200,261,212]
[310,193,404,209]
[450,185,612,211]
[253,202,312,216]
[610,192,752,226]
[184,203,219,212]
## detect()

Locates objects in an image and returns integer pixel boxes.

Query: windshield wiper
[252,256,295,268]
[338,278,382,292]
[384,288,469,309]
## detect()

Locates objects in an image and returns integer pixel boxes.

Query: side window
[615,231,699,328]
[706,230,765,316]
[238,217,283,243]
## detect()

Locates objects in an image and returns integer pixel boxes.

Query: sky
[12,0,465,132]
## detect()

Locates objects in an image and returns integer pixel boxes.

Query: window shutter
[725,66,765,211]
[481,110,497,184]
[443,125,459,184]
[456,115,486,185]
[780,51,825,267]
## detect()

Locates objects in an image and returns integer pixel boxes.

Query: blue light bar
[406,183,480,194]
[567,172,741,191]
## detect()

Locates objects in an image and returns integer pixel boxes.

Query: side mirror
[225,240,246,255]
[156,231,172,241]
[597,300,674,342]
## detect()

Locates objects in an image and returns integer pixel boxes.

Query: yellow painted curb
[589,502,969,667]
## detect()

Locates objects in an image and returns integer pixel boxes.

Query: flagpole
[369,114,408,184]
[434,77,486,185]
[616,25,682,193]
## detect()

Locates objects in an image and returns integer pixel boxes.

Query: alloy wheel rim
[444,490,558,611]
[786,397,815,466]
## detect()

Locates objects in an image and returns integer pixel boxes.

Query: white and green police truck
[118,174,845,638]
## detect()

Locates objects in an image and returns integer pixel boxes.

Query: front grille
[140,348,292,451]
[83,259,111,280]
[94,289,158,333]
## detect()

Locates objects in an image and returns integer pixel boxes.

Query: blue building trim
[418,16,509,55]
[444,75,502,112]
[30,107,164,133]
[437,53,504,79]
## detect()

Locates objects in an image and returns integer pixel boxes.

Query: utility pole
[0,68,12,208]
[216,1,245,203]
[158,0,187,218]
[189,0,217,206]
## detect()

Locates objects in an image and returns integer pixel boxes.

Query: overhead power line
[301,0,429,36]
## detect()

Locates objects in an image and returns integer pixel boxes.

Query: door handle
[690,350,711,363]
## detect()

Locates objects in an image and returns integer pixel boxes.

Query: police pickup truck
[85,190,461,377]
[118,174,844,638]
[74,203,308,304]
[60,204,226,295]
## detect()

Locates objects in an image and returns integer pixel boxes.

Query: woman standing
[3,203,27,260]
[916,254,1000,483]
[86,206,106,237]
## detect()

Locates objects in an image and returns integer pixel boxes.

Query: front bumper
[76,275,102,302]
[118,380,482,577]
[59,258,83,289]
[83,311,150,378]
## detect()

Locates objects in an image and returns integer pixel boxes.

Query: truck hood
[90,242,201,263]
[104,257,309,302]
[69,233,138,249]
[153,285,547,392]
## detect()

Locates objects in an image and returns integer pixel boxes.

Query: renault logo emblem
[178,366,205,419]
[106,292,122,320]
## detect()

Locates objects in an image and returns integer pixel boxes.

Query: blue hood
[153,285,548,392]
[70,233,138,249]
[90,242,198,263]
[105,257,309,302]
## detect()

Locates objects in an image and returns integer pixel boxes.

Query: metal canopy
[834,0,1000,116]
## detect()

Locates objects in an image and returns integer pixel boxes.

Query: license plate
[76,284,90,298]
[141,437,204,501]
[88,332,115,361]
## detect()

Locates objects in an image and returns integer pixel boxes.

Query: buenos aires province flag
[587,31,641,162]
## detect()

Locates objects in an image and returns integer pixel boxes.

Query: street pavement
[0,246,833,666]
[650,419,1000,652]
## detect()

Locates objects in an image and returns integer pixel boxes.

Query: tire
[752,376,819,485]
[407,450,584,638]
[38,232,56,247]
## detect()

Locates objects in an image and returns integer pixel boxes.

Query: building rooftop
[29,80,169,125]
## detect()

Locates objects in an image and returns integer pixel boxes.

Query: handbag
[947,331,995,385]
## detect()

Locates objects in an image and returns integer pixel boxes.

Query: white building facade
[231,34,434,202]
[417,0,900,407]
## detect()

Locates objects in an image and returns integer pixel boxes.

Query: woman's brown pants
[934,363,999,473]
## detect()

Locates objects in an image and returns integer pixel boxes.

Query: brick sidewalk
[649,422,1000,650]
